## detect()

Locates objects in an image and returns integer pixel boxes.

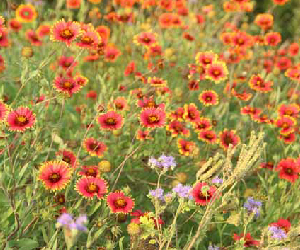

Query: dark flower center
[106,117,116,125]
[114,197,127,208]
[81,36,93,45]
[49,172,61,183]
[148,115,159,124]
[285,168,293,176]
[62,81,73,89]
[15,115,28,126]
[61,28,74,39]
[86,183,98,193]
[62,156,72,164]
[223,134,233,145]
[86,168,96,177]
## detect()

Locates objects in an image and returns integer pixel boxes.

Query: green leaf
[9,238,38,250]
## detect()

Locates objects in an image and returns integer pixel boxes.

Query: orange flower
[16,4,37,23]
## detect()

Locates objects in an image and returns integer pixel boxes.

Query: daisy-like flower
[0,101,8,122]
[192,182,217,206]
[254,13,273,30]
[177,138,197,156]
[198,130,218,144]
[76,177,108,199]
[38,161,71,191]
[219,129,240,150]
[51,19,81,46]
[56,149,78,168]
[277,104,299,119]
[53,75,82,97]
[276,116,296,135]
[168,107,185,121]
[265,32,281,47]
[37,24,51,38]
[0,27,9,47]
[25,29,42,46]
[136,129,153,141]
[273,0,290,5]
[16,4,37,23]
[206,62,228,83]
[83,137,107,157]
[199,90,219,106]
[249,74,273,93]
[183,103,201,124]
[134,31,157,47]
[137,97,165,110]
[241,106,262,117]
[193,118,212,132]
[95,25,110,42]
[104,45,121,62]
[113,97,129,111]
[78,165,100,177]
[74,74,89,87]
[195,51,217,67]
[8,19,22,32]
[97,111,124,131]
[148,77,167,88]
[279,132,296,144]
[107,191,135,214]
[233,233,260,247]
[76,28,101,49]
[270,218,291,233]
[276,158,300,183]
[58,56,78,71]
[7,107,35,132]
[140,108,166,128]
[166,120,190,137]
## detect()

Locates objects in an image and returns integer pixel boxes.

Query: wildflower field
[1,0,300,249]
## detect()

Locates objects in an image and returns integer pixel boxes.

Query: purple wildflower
[57,213,88,231]
[149,188,165,201]
[172,183,193,199]
[243,197,262,217]
[268,225,287,240]
[208,246,220,250]
[212,177,223,184]
[148,155,176,170]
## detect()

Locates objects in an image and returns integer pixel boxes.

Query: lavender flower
[149,188,165,201]
[26,0,44,6]
[243,197,262,217]
[208,245,220,250]
[57,213,88,232]
[148,155,176,170]
[268,225,287,240]
[212,177,223,184]
[172,183,193,199]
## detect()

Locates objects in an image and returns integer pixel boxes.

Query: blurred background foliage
[254,0,299,41]
[0,0,299,40]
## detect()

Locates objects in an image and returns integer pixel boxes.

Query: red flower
[275,116,296,135]
[104,45,121,62]
[195,51,217,67]
[38,161,72,192]
[289,43,299,57]
[233,233,260,247]
[177,138,197,156]
[206,62,228,83]
[53,75,82,97]
[277,104,299,119]
[199,90,219,106]
[249,74,273,93]
[16,4,37,23]
[265,32,281,46]
[51,19,81,46]
[78,165,100,177]
[0,27,9,47]
[219,129,240,150]
[76,28,100,49]
[124,61,136,76]
[0,101,8,122]
[7,107,36,132]
[58,56,77,70]
[270,218,291,233]
[166,120,190,137]
[140,108,166,128]
[183,103,201,123]
[134,32,157,47]
[107,192,135,214]
[76,176,107,199]
[56,149,78,168]
[97,111,124,130]
[276,158,300,183]
[193,118,212,132]
[255,13,273,30]
[198,130,218,144]
[136,130,153,141]
[273,0,290,5]
[25,29,42,46]
[83,137,107,157]
[192,182,217,206]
